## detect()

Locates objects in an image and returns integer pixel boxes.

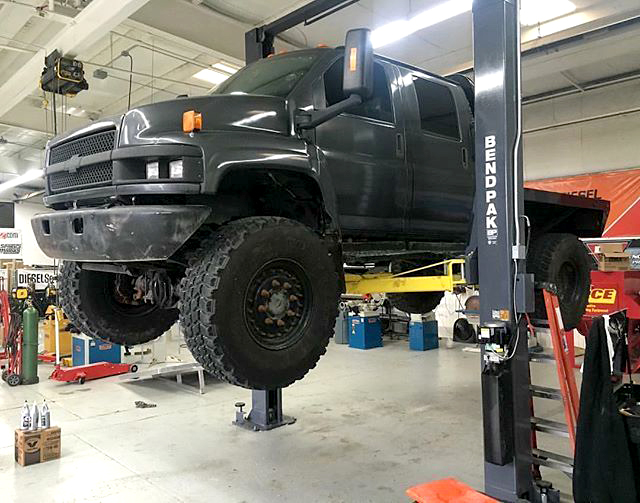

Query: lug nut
[283,282,292,290]
[260,289,270,298]
[289,295,298,302]
[286,309,296,317]
[272,280,281,288]
[265,318,274,325]
[277,319,286,327]
[258,305,267,313]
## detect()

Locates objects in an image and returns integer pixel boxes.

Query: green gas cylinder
[21,304,39,385]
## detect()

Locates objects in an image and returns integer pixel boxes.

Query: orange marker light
[183,110,202,133]
[349,47,358,72]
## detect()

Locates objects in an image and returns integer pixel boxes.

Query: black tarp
[573,316,638,503]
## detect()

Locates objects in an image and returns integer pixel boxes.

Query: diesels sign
[15,268,58,290]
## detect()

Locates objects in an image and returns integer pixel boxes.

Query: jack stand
[233,389,296,431]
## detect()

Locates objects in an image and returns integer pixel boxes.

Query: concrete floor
[0,339,574,502]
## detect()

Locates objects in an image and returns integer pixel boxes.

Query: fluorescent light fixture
[371,0,472,48]
[521,0,576,26]
[193,68,229,85]
[0,169,43,194]
[212,62,239,74]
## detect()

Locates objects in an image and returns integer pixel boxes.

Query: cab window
[324,58,394,123]
[413,76,460,140]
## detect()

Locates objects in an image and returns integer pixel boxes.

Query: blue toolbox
[409,320,439,351]
[349,315,382,350]
[72,334,122,366]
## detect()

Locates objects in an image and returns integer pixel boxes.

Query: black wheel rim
[244,259,313,351]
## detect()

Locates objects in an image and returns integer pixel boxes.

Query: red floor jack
[50,362,138,384]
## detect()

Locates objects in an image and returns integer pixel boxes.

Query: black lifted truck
[33,30,608,389]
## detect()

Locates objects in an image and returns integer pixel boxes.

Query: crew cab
[32,30,608,389]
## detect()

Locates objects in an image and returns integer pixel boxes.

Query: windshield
[213,51,324,98]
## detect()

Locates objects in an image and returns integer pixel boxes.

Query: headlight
[146,161,159,179]
[169,159,184,179]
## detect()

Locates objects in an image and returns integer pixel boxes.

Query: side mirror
[296,28,373,131]
[343,28,374,99]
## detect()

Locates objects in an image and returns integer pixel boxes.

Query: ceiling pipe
[523,69,640,105]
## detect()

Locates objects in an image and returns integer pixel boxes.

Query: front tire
[59,262,178,346]
[180,217,341,389]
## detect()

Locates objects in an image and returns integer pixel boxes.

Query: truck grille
[48,162,113,193]
[49,129,116,165]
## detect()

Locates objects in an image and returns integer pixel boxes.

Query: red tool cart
[580,270,640,373]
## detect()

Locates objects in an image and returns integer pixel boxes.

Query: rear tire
[180,217,341,389]
[387,260,444,314]
[527,233,592,330]
[59,262,178,346]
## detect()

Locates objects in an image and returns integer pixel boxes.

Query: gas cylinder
[21,304,39,385]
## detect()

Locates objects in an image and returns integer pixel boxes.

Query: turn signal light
[183,110,202,133]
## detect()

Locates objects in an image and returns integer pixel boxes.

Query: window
[413,76,460,140]
[324,59,394,123]
[213,51,323,98]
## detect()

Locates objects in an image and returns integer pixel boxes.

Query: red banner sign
[526,168,640,237]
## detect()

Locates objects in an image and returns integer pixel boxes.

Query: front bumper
[31,205,211,262]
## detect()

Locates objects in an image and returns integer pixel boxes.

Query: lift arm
[245,0,359,63]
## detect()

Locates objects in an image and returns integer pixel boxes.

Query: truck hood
[119,94,290,146]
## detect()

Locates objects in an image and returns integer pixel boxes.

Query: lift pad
[406,478,498,503]
[345,259,467,295]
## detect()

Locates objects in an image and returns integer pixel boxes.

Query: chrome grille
[48,162,113,193]
[49,129,116,165]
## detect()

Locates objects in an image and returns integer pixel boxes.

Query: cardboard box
[15,427,61,466]
[595,243,630,272]
[595,243,626,254]
[599,258,631,272]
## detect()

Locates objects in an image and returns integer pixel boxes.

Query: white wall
[14,200,54,266]
[523,79,640,180]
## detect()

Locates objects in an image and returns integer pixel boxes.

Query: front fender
[203,132,340,234]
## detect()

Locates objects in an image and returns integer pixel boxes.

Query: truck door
[314,58,408,237]
[401,70,474,241]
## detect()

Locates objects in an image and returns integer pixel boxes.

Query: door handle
[396,133,404,158]
[461,147,468,169]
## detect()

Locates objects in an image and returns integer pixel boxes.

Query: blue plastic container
[409,320,439,351]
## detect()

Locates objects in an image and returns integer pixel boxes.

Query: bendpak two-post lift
[244,1,554,501]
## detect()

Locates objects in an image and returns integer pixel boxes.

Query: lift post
[233,389,297,431]
[472,0,538,501]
